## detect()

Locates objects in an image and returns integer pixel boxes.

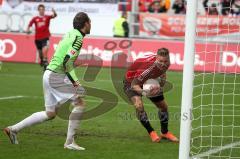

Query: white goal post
[179,0,198,159]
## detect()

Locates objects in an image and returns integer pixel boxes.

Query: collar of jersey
[74,29,85,37]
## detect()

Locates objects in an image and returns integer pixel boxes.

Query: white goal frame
[179,0,198,159]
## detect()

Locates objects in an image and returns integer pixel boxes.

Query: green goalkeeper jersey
[47,29,84,82]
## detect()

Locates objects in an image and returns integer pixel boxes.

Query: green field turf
[0,62,239,159]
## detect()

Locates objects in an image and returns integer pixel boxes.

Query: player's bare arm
[131,78,159,97]
[26,18,34,34]
[131,78,144,95]
[52,8,57,18]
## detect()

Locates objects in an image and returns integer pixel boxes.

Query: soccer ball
[143,78,160,97]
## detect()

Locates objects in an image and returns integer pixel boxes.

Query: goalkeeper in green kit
[4,12,91,150]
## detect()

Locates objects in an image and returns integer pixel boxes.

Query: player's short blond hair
[157,48,169,57]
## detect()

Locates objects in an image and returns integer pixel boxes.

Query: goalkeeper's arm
[63,54,79,87]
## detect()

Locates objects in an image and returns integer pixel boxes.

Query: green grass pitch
[0,62,239,159]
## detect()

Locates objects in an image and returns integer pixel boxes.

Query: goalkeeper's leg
[4,110,56,144]
[64,96,85,151]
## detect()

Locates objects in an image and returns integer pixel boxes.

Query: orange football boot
[160,132,179,142]
[149,131,161,143]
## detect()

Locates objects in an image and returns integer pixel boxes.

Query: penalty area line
[191,141,240,159]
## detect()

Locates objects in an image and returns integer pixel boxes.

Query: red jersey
[28,15,53,40]
[125,55,169,85]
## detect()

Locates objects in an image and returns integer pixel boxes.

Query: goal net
[180,0,240,158]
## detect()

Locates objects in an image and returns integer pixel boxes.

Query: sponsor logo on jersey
[70,50,76,55]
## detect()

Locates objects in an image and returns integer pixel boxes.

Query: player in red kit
[26,4,57,71]
[123,48,179,143]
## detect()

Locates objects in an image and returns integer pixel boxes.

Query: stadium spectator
[159,0,171,11]
[231,0,240,15]
[113,12,129,38]
[203,0,219,15]
[148,1,164,13]
[147,0,171,13]
[172,0,186,14]
[139,0,152,12]
[148,1,162,13]
[221,0,232,15]
[118,0,132,12]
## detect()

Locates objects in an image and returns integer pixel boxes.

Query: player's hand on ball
[143,79,161,97]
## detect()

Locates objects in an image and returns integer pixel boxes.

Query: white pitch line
[0,95,25,100]
[1,73,237,91]
[1,95,240,112]
[19,96,240,112]
[27,95,180,108]
[191,141,240,159]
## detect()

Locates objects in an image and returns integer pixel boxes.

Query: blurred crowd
[203,0,240,15]
[138,0,240,16]
[139,0,172,13]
